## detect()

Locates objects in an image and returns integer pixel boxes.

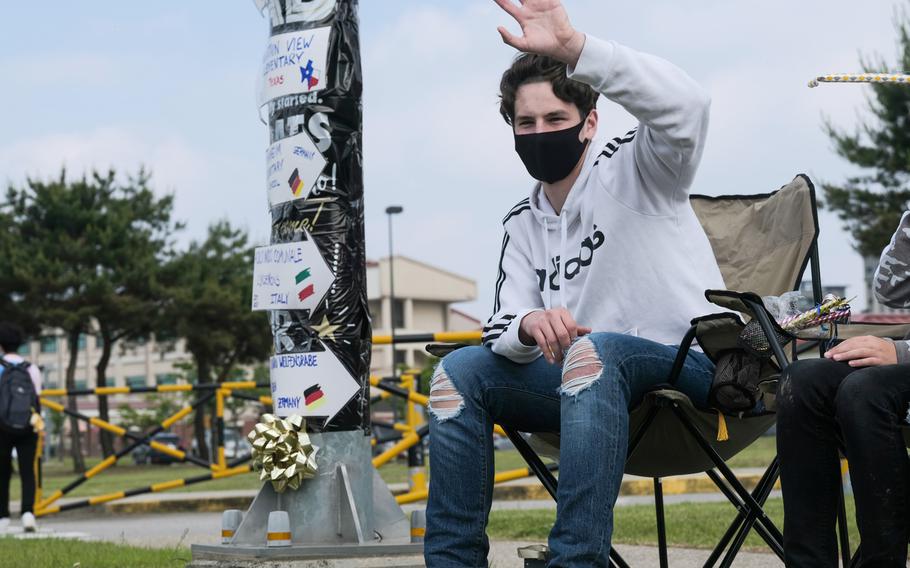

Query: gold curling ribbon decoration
[247,414,319,493]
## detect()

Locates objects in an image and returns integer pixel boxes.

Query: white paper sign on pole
[259,27,331,105]
[266,131,327,207]
[252,240,335,312]
[270,347,359,423]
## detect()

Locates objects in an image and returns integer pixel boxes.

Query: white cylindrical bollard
[267,510,292,547]
[221,509,243,544]
[410,509,426,543]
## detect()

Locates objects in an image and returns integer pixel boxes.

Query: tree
[0,169,180,468]
[2,171,104,472]
[84,169,181,457]
[162,221,271,461]
[823,9,910,259]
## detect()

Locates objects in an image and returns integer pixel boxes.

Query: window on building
[40,336,57,354]
[126,375,147,389]
[17,341,29,356]
[155,373,178,386]
[392,299,405,329]
[77,334,87,351]
[74,379,88,391]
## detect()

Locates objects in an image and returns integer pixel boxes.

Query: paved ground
[17,513,783,567]
[21,494,785,568]
[13,468,789,565]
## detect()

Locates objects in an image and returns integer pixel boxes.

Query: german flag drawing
[288,168,304,197]
[304,384,326,409]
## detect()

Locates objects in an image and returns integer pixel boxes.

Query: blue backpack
[0,359,37,431]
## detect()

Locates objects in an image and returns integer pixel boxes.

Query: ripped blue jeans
[424,332,714,568]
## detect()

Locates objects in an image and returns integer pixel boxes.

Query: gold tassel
[716,411,729,442]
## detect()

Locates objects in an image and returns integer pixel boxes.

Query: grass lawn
[17,437,777,503]
[725,434,776,469]
[488,496,859,553]
[0,537,189,567]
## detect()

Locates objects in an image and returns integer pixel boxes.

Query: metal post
[405,373,426,493]
[654,477,668,568]
[194,1,421,561]
[386,205,403,377]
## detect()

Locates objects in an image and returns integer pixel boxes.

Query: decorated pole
[251,0,369,430]
[190,2,420,559]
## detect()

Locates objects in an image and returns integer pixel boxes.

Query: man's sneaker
[21,512,36,533]
[0,518,9,533]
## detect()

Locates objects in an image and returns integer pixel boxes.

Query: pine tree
[824,10,910,260]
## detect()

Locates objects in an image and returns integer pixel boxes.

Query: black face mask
[513,118,589,184]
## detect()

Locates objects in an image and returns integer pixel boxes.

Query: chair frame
[503,182,838,568]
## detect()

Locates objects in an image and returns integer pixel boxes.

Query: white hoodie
[483,35,727,364]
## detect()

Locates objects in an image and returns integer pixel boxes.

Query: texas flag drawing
[300,59,319,90]
[296,268,315,302]
[288,168,304,197]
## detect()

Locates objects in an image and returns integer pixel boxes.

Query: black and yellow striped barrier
[38,463,252,517]
[372,331,482,346]
[33,330,495,514]
[36,392,218,512]
[35,381,269,516]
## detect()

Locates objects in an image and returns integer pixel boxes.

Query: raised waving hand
[493,0,586,66]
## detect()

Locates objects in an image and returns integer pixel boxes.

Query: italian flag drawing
[296,268,315,302]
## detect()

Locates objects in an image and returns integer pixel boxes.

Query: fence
[31,330,553,516]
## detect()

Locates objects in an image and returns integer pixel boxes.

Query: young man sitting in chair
[777,212,910,567]
[424,1,727,566]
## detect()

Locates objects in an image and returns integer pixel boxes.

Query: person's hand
[519,308,592,364]
[493,0,586,67]
[824,336,897,367]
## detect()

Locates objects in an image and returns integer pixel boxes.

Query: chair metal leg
[610,548,632,568]
[654,477,669,568]
[701,461,779,568]
[504,427,559,500]
[702,466,765,567]
[670,404,784,560]
[717,458,781,568]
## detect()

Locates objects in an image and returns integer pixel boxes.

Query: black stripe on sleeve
[493,232,510,313]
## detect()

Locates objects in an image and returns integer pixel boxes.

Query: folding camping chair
[498,174,825,568]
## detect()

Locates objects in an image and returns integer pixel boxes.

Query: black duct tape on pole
[253,0,368,432]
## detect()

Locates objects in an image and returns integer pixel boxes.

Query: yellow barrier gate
[34,330,556,515]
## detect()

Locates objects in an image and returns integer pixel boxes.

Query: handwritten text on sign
[259,27,331,105]
[269,346,359,424]
[266,130,327,207]
[251,239,334,313]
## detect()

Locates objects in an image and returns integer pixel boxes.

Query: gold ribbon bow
[247,414,318,493]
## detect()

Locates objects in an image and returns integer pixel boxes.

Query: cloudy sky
[0,1,904,321]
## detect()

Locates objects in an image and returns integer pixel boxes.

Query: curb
[59,472,780,516]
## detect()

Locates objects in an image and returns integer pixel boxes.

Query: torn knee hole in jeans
[429,366,464,422]
[561,338,603,397]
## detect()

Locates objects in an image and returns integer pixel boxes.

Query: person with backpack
[0,322,42,533]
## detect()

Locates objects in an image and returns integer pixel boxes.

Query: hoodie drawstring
[558,216,568,308]
[542,219,552,309]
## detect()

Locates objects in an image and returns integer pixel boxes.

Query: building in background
[367,256,479,377]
